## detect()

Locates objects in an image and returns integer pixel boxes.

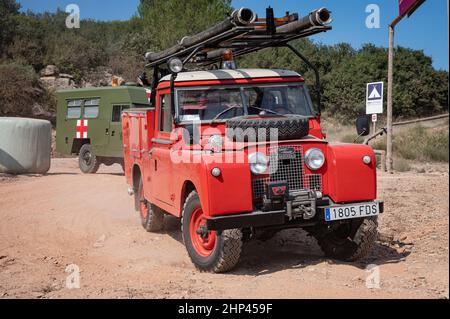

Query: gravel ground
[0,158,448,299]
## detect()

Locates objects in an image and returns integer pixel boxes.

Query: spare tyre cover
[226,116,310,142]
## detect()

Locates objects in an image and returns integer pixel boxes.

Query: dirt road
[0,159,448,299]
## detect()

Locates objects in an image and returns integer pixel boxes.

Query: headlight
[305,148,325,170]
[208,135,223,152]
[248,152,269,175]
[167,58,183,73]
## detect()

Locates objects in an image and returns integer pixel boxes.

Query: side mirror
[356,116,371,136]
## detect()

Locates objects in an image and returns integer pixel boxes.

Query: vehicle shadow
[163,215,183,242]
[161,216,409,276]
[97,173,125,177]
[44,173,80,176]
[233,230,410,277]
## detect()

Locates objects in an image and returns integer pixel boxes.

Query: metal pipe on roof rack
[205,49,229,60]
[180,8,256,48]
[144,8,256,63]
[277,7,331,34]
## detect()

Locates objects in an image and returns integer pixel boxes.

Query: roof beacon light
[222,50,236,70]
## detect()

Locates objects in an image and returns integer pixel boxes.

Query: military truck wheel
[314,217,378,261]
[79,144,100,174]
[182,191,242,273]
[136,178,164,232]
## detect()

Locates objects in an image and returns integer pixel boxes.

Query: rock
[83,68,125,87]
[40,65,59,77]
[378,232,395,244]
[40,75,76,90]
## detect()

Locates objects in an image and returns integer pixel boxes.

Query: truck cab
[122,6,383,273]
[56,86,150,173]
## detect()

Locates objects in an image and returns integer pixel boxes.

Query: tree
[0,0,20,56]
[138,0,232,52]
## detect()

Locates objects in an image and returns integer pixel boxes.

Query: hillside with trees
[0,0,448,122]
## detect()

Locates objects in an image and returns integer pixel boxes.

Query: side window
[84,99,100,119]
[67,100,82,119]
[112,105,130,122]
[159,95,173,133]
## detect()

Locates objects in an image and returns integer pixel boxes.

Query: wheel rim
[82,150,92,166]
[189,207,216,257]
[139,188,148,220]
[329,223,352,245]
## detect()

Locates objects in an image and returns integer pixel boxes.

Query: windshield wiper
[211,106,242,122]
[248,106,285,116]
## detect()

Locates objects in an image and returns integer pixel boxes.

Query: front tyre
[182,191,242,273]
[315,217,378,261]
[78,144,100,174]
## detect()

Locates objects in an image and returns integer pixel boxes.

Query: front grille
[252,145,322,199]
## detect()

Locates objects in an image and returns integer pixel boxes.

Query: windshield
[176,84,315,122]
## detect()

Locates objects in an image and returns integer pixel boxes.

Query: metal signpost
[366,81,384,134]
[386,0,426,173]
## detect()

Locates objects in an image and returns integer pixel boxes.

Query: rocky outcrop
[39,65,76,90]
[82,67,125,87]
[39,65,125,90]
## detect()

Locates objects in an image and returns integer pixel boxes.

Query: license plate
[325,202,380,222]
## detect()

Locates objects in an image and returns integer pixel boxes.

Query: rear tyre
[136,178,164,232]
[314,217,378,261]
[182,191,242,273]
[79,144,100,174]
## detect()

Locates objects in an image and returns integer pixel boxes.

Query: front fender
[202,152,253,217]
[326,143,377,203]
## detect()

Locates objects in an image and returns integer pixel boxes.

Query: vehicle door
[82,98,109,154]
[109,104,130,157]
[150,89,175,207]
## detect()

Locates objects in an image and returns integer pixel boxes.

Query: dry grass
[322,119,449,172]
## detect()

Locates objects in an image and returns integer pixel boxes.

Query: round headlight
[363,155,372,165]
[305,148,325,170]
[248,152,269,175]
[208,135,223,152]
[168,58,183,73]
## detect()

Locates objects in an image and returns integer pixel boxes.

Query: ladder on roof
[144,7,332,69]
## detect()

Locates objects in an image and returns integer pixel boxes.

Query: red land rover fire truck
[122,7,383,272]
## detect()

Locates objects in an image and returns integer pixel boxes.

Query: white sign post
[366,81,384,133]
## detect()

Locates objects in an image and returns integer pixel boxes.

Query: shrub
[0,61,56,118]
[370,124,449,163]
[0,62,40,116]
[393,158,412,172]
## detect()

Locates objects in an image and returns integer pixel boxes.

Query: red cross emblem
[76,120,88,139]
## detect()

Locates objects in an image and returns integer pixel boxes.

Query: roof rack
[144,7,332,68]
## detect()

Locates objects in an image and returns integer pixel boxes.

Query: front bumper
[206,199,384,231]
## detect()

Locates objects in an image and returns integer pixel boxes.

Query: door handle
[105,128,109,135]
[111,130,116,137]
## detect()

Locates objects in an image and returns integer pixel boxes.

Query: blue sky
[18,0,448,70]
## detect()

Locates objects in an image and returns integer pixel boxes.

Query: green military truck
[56,86,150,173]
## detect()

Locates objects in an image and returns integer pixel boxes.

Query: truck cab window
[159,95,173,133]
[67,100,82,119]
[84,99,100,119]
[112,105,130,122]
